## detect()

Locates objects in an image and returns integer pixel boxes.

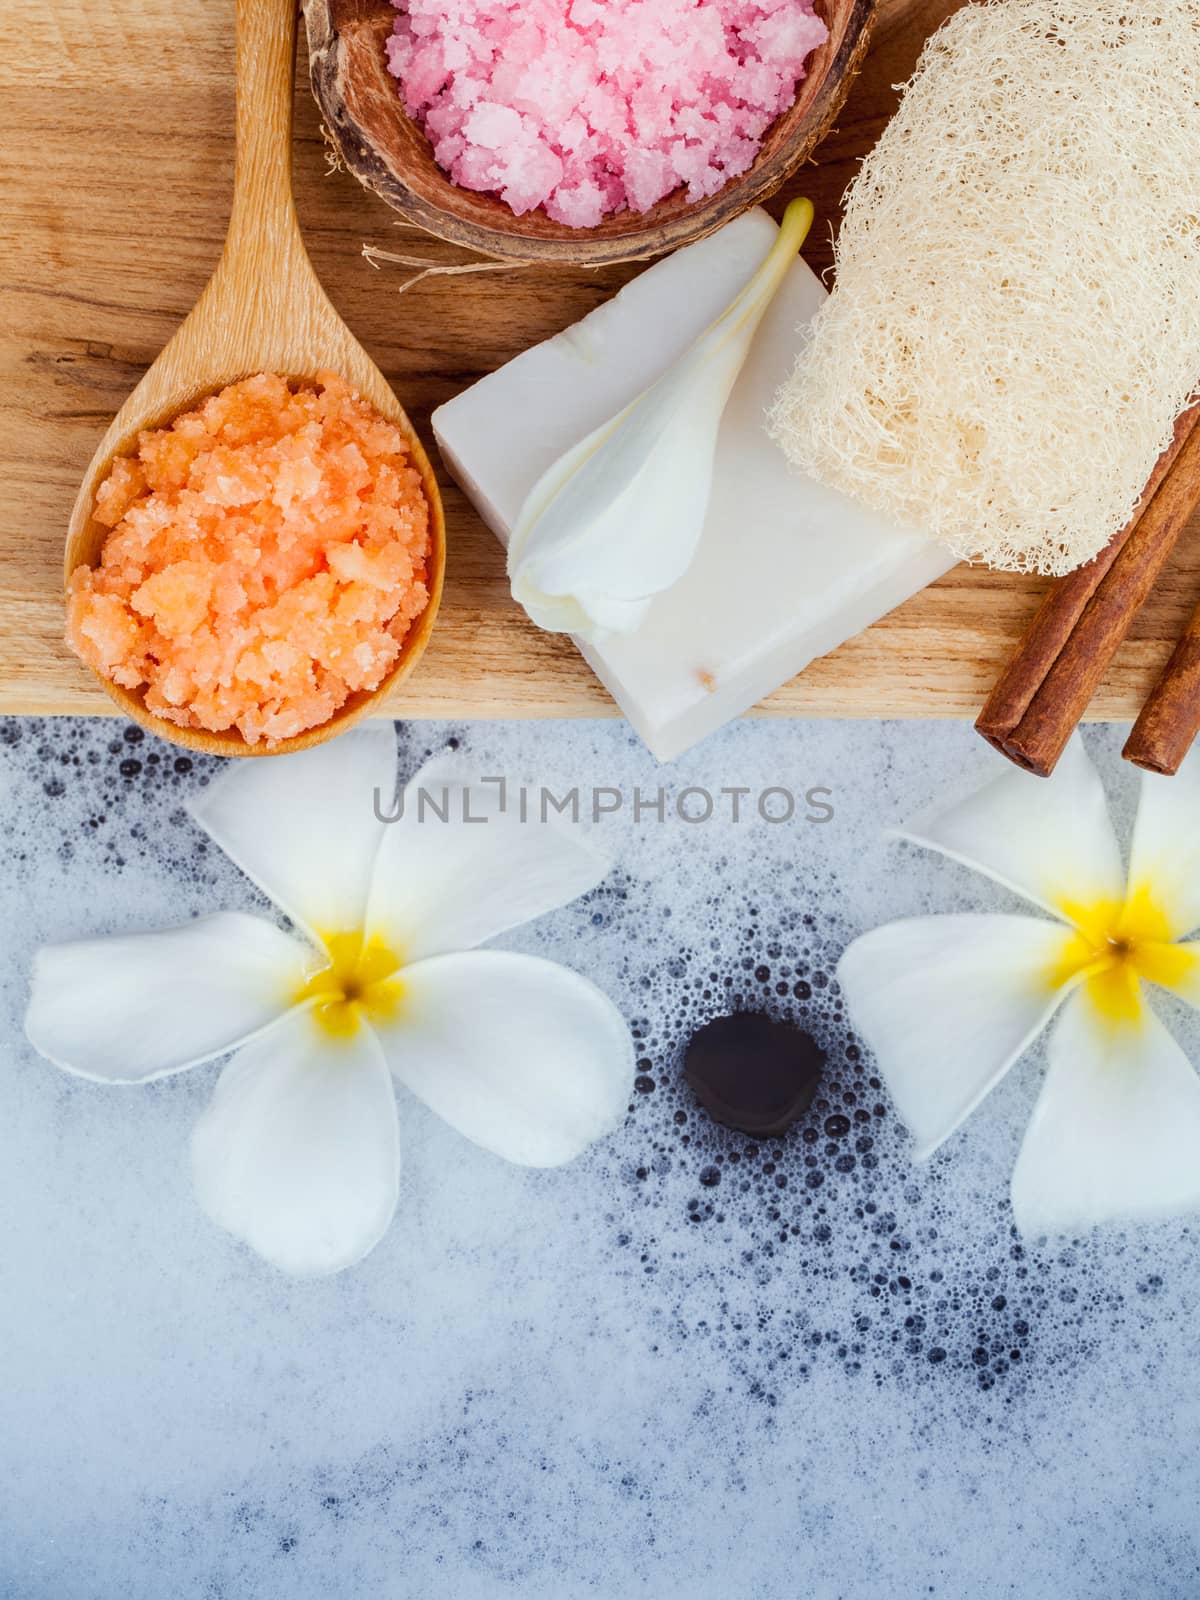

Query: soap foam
[0,716,1197,1596]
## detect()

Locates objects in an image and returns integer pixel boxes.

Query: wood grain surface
[4,0,1199,725]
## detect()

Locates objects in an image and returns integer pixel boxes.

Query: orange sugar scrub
[67,371,432,746]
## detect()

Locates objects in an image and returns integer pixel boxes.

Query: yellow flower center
[294,930,404,1039]
[1049,883,1196,1025]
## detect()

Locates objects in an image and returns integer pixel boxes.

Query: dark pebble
[683,1011,825,1138]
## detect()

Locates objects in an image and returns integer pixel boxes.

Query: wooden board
[3,0,1198,723]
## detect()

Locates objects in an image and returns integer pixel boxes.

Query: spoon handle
[225,0,301,262]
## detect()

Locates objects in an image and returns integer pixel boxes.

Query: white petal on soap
[187,723,396,943]
[192,1008,399,1276]
[837,913,1073,1158]
[893,736,1124,921]
[25,912,310,1083]
[1127,746,1200,939]
[508,201,811,643]
[1011,988,1200,1238]
[509,367,736,640]
[366,756,610,962]
[376,951,633,1167]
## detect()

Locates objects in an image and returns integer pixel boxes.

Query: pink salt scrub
[67,372,431,747]
[386,0,829,228]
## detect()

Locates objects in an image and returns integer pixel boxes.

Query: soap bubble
[0,717,1195,1596]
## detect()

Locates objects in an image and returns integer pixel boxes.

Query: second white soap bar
[433,209,954,762]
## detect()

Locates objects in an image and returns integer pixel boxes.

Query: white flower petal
[187,723,396,943]
[1127,746,1200,939]
[894,736,1124,921]
[191,1008,399,1275]
[25,913,309,1083]
[838,914,1073,1157]
[1012,988,1200,1237]
[508,367,735,641]
[508,199,812,643]
[376,951,633,1166]
[1151,941,1200,1009]
[366,756,610,962]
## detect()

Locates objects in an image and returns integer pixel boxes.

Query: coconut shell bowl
[304,0,879,268]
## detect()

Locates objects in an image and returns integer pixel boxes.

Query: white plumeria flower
[838,736,1200,1239]
[25,724,633,1276]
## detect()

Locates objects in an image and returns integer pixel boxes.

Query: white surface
[434,211,954,761]
[2,715,1199,1598]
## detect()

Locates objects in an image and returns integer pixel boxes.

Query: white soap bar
[433,209,954,762]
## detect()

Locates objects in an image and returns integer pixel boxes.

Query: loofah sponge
[769,0,1200,576]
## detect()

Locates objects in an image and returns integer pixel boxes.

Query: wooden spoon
[64,0,445,758]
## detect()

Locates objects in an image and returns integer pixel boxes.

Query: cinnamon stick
[998,420,1200,777]
[977,402,1200,764]
[1123,594,1200,774]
